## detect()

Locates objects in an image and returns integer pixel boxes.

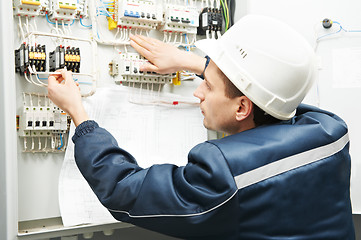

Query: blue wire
[46,14,75,26]
[74,79,93,85]
[184,34,189,51]
[80,17,92,28]
[57,133,63,150]
[317,21,361,41]
[97,11,111,17]
[46,13,56,25]
[317,22,343,41]
[37,75,48,80]
[77,82,93,85]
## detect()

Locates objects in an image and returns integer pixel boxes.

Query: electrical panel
[13,0,223,155]
[10,0,225,238]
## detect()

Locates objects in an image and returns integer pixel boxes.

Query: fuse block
[110,0,162,30]
[18,94,70,153]
[110,53,175,85]
[197,7,223,35]
[49,0,78,21]
[19,105,68,136]
[13,0,46,17]
[159,5,199,34]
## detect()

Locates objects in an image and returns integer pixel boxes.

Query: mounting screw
[322,18,332,29]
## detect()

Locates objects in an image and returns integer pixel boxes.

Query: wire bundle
[220,0,235,31]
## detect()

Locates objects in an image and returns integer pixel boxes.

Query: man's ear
[235,96,253,121]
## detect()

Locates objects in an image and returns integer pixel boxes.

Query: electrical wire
[46,13,75,26]
[184,34,189,51]
[80,17,92,28]
[229,0,235,27]
[220,0,229,31]
[57,134,63,150]
[224,0,230,30]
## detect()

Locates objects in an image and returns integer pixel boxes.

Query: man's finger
[140,62,159,73]
[137,34,163,46]
[47,75,58,87]
[130,34,155,51]
[130,39,152,60]
[60,70,75,86]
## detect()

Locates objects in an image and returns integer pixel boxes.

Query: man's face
[193,60,241,134]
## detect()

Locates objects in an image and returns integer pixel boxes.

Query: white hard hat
[195,14,316,120]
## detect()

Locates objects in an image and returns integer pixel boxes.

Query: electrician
[48,15,355,239]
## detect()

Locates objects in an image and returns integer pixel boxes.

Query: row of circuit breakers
[13,0,88,21]
[17,92,70,152]
[109,1,223,35]
[109,53,176,84]
[13,0,223,35]
[15,44,81,74]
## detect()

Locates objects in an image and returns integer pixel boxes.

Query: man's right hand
[47,69,89,127]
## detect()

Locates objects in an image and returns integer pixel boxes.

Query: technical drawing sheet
[59,86,207,227]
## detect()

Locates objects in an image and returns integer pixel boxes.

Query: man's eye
[205,81,211,89]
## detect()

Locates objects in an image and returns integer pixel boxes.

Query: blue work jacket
[72,104,355,239]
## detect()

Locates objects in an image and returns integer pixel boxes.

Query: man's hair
[220,71,281,127]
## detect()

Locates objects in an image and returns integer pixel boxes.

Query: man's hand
[47,69,89,126]
[130,34,205,75]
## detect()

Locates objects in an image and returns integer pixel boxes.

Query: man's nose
[193,83,205,101]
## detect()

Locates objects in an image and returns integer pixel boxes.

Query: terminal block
[110,53,175,85]
[197,7,223,35]
[159,5,199,34]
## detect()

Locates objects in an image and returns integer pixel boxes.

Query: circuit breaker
[49,0,78,21]
[13,0,45,17]
[160,4,199,34]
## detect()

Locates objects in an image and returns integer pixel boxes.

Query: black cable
[229,0,235,27]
